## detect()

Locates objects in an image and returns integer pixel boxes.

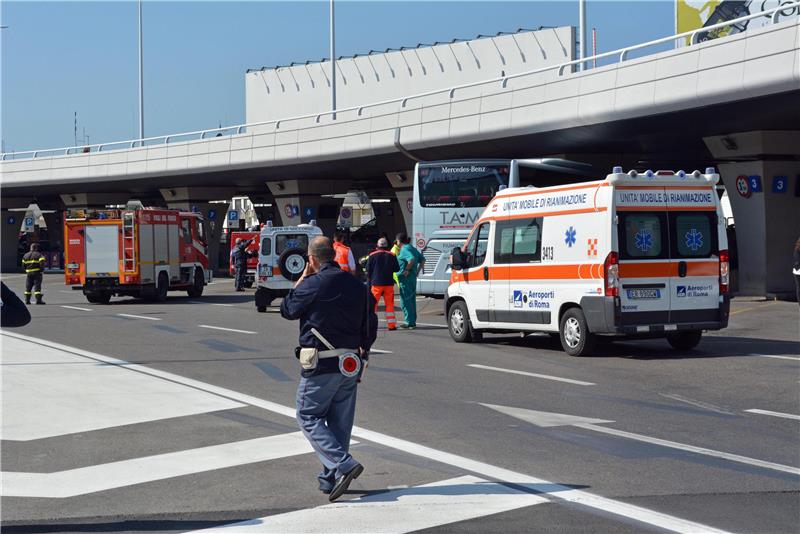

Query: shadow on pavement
[0,518,252,533]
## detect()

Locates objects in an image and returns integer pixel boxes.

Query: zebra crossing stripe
[186,475,547,533]
[1,432,320,498]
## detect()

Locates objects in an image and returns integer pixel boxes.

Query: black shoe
[36,301,45,305]
[328,463,363,502]
[25,301,31,305]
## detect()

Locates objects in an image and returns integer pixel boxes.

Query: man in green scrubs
[395,233,425,329]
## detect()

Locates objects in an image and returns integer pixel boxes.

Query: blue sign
[25,217,34,227]
[208,209,217,221]
[6,216,15,225]
[303,206,315,219]
[191,204,199,213]
[772,176,788,194]
[748,175,763,193]
[227,210,239,222]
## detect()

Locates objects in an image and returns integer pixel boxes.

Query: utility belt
[295,328,362,377]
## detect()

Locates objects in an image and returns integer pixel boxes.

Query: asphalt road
[1,273,798,534]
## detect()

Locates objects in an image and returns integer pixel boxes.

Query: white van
[446,167,730,356]
[254,221,323,312]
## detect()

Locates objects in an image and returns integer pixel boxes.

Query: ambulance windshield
[418,164,510,208]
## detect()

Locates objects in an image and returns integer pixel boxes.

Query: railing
[2,1,798,161]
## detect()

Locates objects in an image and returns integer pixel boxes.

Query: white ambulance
[446,167,731,356]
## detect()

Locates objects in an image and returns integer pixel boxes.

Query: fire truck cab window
[181,219,192,242]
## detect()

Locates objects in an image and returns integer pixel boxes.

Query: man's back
[366,250,399,286]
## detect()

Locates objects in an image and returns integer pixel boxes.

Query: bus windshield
[418,163,510,208]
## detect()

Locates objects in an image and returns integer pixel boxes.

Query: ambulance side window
[618,213,668,260]
[494,218,542,264]
[465,223,490,268]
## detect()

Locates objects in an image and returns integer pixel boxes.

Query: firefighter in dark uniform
[231,237,254,291]
[281,236,377,502]
[22,243,46,305]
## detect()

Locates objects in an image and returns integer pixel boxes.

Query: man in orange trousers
[365,237,400,330]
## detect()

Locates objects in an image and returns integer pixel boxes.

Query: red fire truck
[228,231,260,288]
[64,206,211,304]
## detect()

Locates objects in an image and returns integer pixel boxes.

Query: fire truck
[228,230,260,288]
[64,205,212,304]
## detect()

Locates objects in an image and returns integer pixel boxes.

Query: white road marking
[481,403,800,476]
[380,319,447,329]
[468,364,595,386]
[2,433,316,498]
[117,313,162,321]
[59,290,76,294]
[370,349,393,354]
[0,331,730,534]
[745,409,800,421]
[188,300,236,307]
[198,325,257,334]
[0,274,28,280]
[60,305,92,312]
[756,354,800,361]
[659,393,736,415]
[188,475,547,533]
[0,335,243,441]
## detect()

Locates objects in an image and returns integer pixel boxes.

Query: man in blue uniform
[231,237,254,291]
[281,236,377,501]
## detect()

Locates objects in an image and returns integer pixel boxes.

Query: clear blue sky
[1,1,673,152]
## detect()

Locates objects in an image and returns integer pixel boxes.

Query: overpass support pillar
[160,187,234,275]
[266,180,351,236]
[1,197,37,272]
[385,170,414,236]
[706,131,800,299]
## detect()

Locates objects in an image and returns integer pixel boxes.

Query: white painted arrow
[480,403,800,476]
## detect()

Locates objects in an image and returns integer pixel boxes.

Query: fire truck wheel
[666,330,702,351]
[86,292,111,305]
[559,307,596,357]
[155,272,169,302]
[187,268,204,298]
[279,248,307,282]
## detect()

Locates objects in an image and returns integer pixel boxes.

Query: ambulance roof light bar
[607,166,719,185]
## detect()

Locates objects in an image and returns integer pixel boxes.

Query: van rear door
[616,188,671,326]
[666,188,721,323]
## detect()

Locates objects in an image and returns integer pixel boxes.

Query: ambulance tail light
[604,251,619,297]
[719,249,729,294]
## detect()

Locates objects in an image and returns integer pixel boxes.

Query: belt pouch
[299,348,319,370]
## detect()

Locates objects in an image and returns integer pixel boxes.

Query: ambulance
[254,220,323,312]
[446,167,730,356]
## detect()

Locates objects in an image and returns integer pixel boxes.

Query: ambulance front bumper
[581,295,730,335]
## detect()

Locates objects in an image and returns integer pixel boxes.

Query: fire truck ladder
[122,211,136,272]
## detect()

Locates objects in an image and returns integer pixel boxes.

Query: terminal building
[2,19,799,298]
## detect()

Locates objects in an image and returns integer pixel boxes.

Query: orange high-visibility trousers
[371,285,397,330]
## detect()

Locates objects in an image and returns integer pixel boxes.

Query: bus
[413,158,594,297]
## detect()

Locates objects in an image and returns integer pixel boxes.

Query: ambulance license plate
[627,288,660,299]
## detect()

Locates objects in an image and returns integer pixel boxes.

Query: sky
[1,1,675,153]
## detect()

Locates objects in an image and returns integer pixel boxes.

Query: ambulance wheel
[560,308,595,357]
[667,330,702,350]
[448,301,479,343]
[187,268,204,298]
[86,292,111,304]
[279,248,307,282]
[155,272,169,302]
[255,287,273,312]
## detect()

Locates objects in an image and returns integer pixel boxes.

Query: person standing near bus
[395,233,424,329]
[333,231,356,275]
[366,237,400,330]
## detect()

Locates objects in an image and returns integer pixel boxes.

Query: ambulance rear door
[615,187,671,327]
[665,188,721,323]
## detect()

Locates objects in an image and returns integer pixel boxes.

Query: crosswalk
[0,331,727,534]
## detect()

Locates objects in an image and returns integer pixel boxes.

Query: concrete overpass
[2,9,799,297]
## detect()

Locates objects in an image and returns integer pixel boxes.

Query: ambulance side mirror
[451,247,466,270]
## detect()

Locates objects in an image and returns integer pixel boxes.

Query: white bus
[413,158,594,297]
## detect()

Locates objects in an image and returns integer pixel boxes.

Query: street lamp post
[330,0,336,119]
[138,0,144,140]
